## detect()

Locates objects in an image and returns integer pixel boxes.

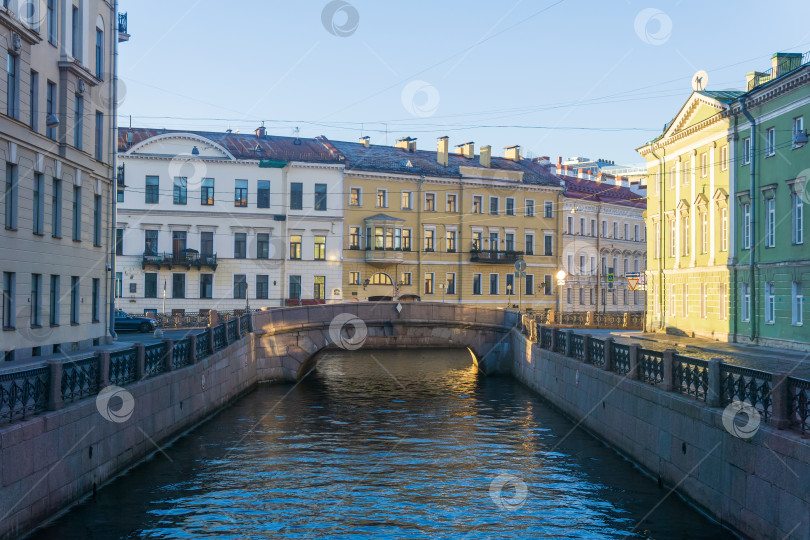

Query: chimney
[437,136,449,166]
[504,145,520,162]
[255,122,266,138]
[455,141,475,159]
[395,136,417,152]
[359,136,370,148]
[772,52,802,78]
[479,145,491,168]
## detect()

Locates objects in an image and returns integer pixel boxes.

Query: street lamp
[506,284,513,308]
[556,270,567,321]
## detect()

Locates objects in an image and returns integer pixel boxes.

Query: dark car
[114,310,157,333]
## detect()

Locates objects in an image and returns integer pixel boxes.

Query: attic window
[405,160,414,167]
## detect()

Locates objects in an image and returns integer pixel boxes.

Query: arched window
[370,273,393,285]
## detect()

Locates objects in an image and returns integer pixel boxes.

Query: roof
[321,138,562,187]
[694,90,744,102]
[118,127,343,163]
[559,175,645,209]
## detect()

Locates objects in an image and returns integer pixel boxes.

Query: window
[524,234,534,255]
[373,188,387,208]
[742,137,751,165]
[623,223,629,240]
[289,275,301,300]
[314,184,327,211]
[682,161,690,186]
[425,193,435,212]
[71,186,81,241]
[49,275,59,325]
[425,273,434,295]
[401,272,412,285]
[144,230,158,254]
[741,283,750,322]
[171,231,187,256]
[634,224,639,242]
[720,207,728,251]
[173,177,187,205]
[505,233,514,251]
[446,230,456,252]
[29,70,38,131]
[201,178,214,205]
[794,192,804,245]
[472,195,482,214]
[93,195,102,246]
[255,275,269,300]
[700,212,708,253]
[168,273,184,299]
[70,276,79,324]
[505,197,515,216]
[765,127,775,157]
[424,229,435,252]
[290,183,303,210]
[446,193,457,213]
[741,203,751,249]
[94,111,103,161]
[145,176,159,204]
[794,117,805,146]
[506,274,515,296]
[720,145,728,171]
[198,274,212,299]
[601,220,607,237]
[579,288,584,305]
[314,276,326,300]
[680,215,689,256]
[46,81,56,139]
[402,229,411,251]
[580,217,585,235]
[401,191,412,210]
[290,235,302,259]
[653,222,660,259]
[95,28,104,78]
[668,218,676,257]
[257,233,269,259]
[200,231,213,257]
[30,274,41,326]
[314,235,326,260]
[793,282,803,326]
[349,227,360,249]
[472,231,482,251]
[700,152,708,177]
[6,52,19,119]
[567,216,574,234]
[540,200,549,218]
[765,282,775,324]
[765,198,775,248]
[544,235,553,256]
[525,274,534,296]
[489,274,498,295]
[47,0,57,44]
[71,5,80,58]
[591,219,596,237]
[234,275,247,299]
[613,222,618,239]
[527,199,537,217]
[117,187,124,203]
[446,273,456,295]
[234,179,248,207]
[32,173,44,234]
[74,95,83,149]
[473,273,482,295]
[91,278,99,322]
[489,196,499,215]
[4,164,17,229]
[144,273,157,299]
[2,272,14,329]
[234,233,247,259]
[257,180,270,208]
[349,187,361,206]
[349,271,361,285]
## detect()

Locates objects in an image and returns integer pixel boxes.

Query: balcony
[141,250,217,271]
[365,248,406,264]
[469,250,524,264]
[118,12,130,42]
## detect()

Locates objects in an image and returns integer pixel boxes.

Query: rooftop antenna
[293,126,301,145]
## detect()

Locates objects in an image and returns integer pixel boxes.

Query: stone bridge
[251,302,520,381]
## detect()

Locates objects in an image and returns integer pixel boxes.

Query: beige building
[0,2,125,361]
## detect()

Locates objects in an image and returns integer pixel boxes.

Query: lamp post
[506,284,512,308]
[440,282,445,303]
[556,270,567,322]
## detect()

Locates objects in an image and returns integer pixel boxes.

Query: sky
[116,0,810,167]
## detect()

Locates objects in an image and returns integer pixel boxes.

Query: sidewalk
[606,330,810,380]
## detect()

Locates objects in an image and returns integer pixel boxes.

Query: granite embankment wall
[512,329,810,540]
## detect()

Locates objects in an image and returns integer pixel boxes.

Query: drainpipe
[649,146,665,330]
[417,175,424,298]
[107,0,120,341]
[595,198,601,312]
[556,181,566,315]
[740,100,757,342]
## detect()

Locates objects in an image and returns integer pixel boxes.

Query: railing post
[707,358,722,407]
[628,343,640,379]
[164,339,175,372]
[586,311,594,327]
[551,328,558,352]
[98,351,111,388]
[189,334,198,364]
[582,334,591,363]
[623,313,629,328]
[771,372,790,430]
[47,359,64,411]
[662,349,675,391]
[565,330,574,357]
[602,337,613,371]
[209,326,216,353]
[531,319,537,342]
[135,343,146,380]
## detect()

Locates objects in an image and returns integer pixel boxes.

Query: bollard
[771,372,790,430]
[628,343,640,379]
[662,349,675,391]
[163,339,175,372]
[47,359,64,411]
[707,358,722,407]
[602,337,614,371]
[135,343,146,380]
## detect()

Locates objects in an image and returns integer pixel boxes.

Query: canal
[30,349,733,539]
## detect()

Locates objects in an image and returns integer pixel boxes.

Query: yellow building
[321,136,563,310]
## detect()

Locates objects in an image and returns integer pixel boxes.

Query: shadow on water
[28,348,736,540]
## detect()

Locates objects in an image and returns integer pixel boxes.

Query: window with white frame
[505,197,515,216]
[682,161,689,186]
[669,166,676,189]
[793,116,805,146]
[349,271,361,285]
[446,193,457,213]
[793,282,803,325]
[681,214,689,256]
[766,197,775,248]
[793,191,804,244]
[765,282,775,324]
[489,196,499,215]
[472,195,482,214]
[634,224,639,242]
[349,187,361,206]
[425,193,436,212]
[377,189,388,208]
[401,191,413,210]
[527,199,537,217]
[654,171,660,196]
[700,152,708,177]
[720,145,728,171]
[669,218,676,257]
[741,283,750,322]
[741,203,751,249]
[742,137,751,165]
[544,200,553,218]
[720,207,728,251]
[424,273,434,295]
[701,211,708,253]
[765,127,775,157]
[524,233,534,255]
[654,222,660,259]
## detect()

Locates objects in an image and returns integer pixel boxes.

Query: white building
[115,126,344,315]
[1,2,125,362]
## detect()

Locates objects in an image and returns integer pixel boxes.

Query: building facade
[557,173,647,314]
[728,52,809,350]
[115,127,344,315]
[320,136,563,311]
[1,1,123,362]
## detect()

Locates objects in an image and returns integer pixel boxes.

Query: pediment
[694,193,709,208]
[126,133,235,160]
[676,198,690,212]
[664,93,726,139]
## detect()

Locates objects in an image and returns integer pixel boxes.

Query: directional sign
[514,271,526,278]
[515,260,527,273]
[625,272,640,279]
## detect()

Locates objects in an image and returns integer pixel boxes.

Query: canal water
[30,349,733,539]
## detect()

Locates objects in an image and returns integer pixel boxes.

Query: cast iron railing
[570,334,584,361]
[721,365,772,422]
[589,338,605,367]
[213,323,227,350]
[638,350,664,385]
[172,339,192,369]
[540,327,552,349]
[611,343,630,375]
[61,356,100,404]
[144,343,167,378]
[673,355,709,401]
[555,331,567,354]
[789,377,810,433]
[110,348,137,385]
[0,367,50,423]
[197,329,211,360]
[240,314,250,335]
[227,319,239,342]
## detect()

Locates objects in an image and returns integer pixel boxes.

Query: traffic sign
[625,272,640,279]
[627,278,639,291]
[607,274,615,283]
[515,260,527,273]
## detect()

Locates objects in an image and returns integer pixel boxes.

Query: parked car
[114,310,157,333]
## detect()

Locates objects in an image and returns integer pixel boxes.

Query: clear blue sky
[117,0,810,166]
